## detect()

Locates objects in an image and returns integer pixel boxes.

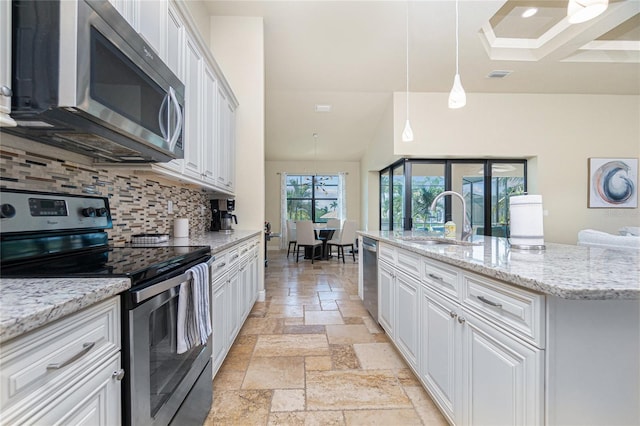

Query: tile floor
[205,249,448,425]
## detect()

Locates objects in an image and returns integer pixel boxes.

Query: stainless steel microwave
[5,0,184,163]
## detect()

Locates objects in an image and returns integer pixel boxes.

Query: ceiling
[203,0,640,162]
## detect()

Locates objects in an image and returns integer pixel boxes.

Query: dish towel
[177,262,212,354]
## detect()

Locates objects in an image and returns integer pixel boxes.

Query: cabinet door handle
[457,316,466,324]
[217,262,227,268]
[477,295,502,308]
[449,311,457,319]
[1,86,13,97]
[428,273,444,282]
[112,369,125,381]
[47,342,95,370]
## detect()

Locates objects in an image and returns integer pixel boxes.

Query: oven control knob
[82,207,96,217]
[0,204,16,219]
[96,207,108,217]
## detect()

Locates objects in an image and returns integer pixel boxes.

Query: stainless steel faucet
[430,191,472,241]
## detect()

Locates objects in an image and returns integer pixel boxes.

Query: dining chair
[286,220,297,258]
[327,220,357,263]
[295,220,323,263]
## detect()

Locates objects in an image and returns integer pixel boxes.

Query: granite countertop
[0,229,262,344]
[0,278,131,343]
[359,230,640,300]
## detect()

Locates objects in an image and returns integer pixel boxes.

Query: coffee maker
[210,199,237,233]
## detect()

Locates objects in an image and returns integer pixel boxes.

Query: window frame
[286,174,339,223]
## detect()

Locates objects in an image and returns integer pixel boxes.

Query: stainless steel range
[0,189,213,426]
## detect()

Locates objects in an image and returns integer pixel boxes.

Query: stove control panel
[0,189,112,234]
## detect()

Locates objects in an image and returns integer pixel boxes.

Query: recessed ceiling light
[314,104,332,113]
[521,7,538,18]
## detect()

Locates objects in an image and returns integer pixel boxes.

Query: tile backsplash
[0,144,211,245]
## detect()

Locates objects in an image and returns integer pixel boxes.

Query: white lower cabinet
[378,244,544,426]
[394,271,420,370]
[377,259,395,338]
[210,237,261,376]
[0,298,122,426]
[460,309,543,426]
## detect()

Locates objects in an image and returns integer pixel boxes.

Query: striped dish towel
[177,262,212,354]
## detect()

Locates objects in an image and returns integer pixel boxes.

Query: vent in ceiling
[314,104,332,112]
[487,70,513,78]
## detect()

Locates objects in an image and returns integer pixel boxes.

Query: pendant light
[448,0,466,109]
[567,0,608,24]
[402,1,414,142]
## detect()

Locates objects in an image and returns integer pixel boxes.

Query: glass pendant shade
[567,0,608,24]
[448,74,466,109]
[402,119,414,142]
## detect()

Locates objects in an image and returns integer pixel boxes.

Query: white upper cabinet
[1,0,16,127]
[137,0,168,60]
[202,64,218,183]
[166,4,184,80]
[182,34,203,179]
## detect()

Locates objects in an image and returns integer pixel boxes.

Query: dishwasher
[362,237,379,322]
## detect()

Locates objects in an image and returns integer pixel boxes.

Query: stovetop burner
[0,245,211,285]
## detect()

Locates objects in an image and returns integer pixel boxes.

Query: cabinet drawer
[0,297,120,412]
[210,251,228,281]
[378,242,396,264]
[462,273,545,347]
[423,259,461,301]
[397,248,421,279]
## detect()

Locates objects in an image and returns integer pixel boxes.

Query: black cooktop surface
[0,245,211,285]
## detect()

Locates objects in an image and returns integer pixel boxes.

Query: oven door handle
[132,256,215,304]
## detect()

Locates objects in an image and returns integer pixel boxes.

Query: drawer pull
[478,295,502,308]
[217,262,227,268]
[47,342,95,370]
[428,273,444,282]
[449,311,457,319]
[112,369,125,381]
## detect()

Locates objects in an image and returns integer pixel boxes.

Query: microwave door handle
[168,87,183,151]
[158,93,169,140]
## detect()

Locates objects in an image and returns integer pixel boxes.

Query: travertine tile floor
[205,250,448,425]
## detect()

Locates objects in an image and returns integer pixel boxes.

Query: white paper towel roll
[509,195,544,247]
[174,218,189,238]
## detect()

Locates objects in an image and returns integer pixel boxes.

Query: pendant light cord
[405,1,409,117]
[455,0,459,75]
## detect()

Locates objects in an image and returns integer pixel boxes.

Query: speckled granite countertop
[0,278,130,343]
[0,230,262,344]
[359,230,639,300]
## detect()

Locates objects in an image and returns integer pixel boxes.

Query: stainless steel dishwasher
[362,237,378,322]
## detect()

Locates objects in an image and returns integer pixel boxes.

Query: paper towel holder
[507,193,546,250]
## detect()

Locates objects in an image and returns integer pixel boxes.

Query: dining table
[313,228,336,260]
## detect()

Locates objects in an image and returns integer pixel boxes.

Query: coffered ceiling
[203,0,640,162]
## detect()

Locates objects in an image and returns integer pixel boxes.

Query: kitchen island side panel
[545,297,640,426]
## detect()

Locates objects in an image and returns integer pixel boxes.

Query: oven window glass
[149,295,201,417]
[90,27,165,138]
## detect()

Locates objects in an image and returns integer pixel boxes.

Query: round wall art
[588,158,638,208]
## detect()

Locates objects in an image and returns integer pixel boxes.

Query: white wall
[265,160,361,249]
[384,92,640,244]
[209,15,266,295]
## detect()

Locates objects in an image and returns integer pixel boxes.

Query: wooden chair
[286,220,297,258]
[328,220,357,263]
[295,220,323,263]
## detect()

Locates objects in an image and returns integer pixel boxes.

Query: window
[286,175,339,223]
[380,159,527,237]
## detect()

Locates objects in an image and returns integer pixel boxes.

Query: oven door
[125,269,212,426]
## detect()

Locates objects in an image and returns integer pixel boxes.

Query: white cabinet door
[166,4,184,80]
[227,268,240,345]
[201,65,217,183]
[420,287,458,424]
[182,34,202,178]
[378,260,395,338]
[211,274,228,374]
[460,309,543,426]
[30,354,122,426]
[136,0,168,60]
[395,271,420,370]
[108,0,137,28]
[215,86,229,188]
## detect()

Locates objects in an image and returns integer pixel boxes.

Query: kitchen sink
[401,236,483,246]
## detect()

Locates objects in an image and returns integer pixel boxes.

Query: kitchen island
[358,230,639,426]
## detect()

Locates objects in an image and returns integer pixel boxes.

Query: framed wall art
[588,158,638,208]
